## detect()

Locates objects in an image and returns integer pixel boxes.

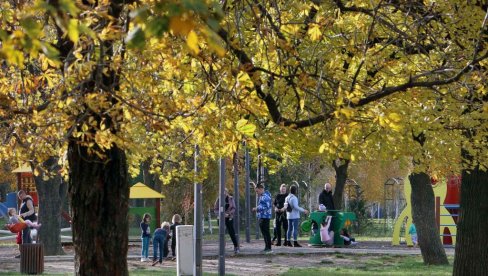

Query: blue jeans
[141,236,150,259]
[153,235,167,263]
[287,219,300,241]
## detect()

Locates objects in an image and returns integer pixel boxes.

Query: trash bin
[20,243,44,274]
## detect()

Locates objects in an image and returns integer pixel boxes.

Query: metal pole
[233,152,240,246]
[255,154,262,239]
[244,145,251,243]
[218,158,226,276]
[194,145,202,276]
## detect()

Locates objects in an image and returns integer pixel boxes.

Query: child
[169,214,182,260]
[320,215,334,246]
[340,228,357,246]
[140,213,151,262]
[409,222,418,247]
[152,221,170,266]
[6,208,41,231]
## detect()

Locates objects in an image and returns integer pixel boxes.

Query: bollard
[176,225,194,276]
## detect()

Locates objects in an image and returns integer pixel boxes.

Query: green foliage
[282,255,452,276]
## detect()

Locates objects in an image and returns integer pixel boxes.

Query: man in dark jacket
[273,184,288,246]
[318,183,335,210]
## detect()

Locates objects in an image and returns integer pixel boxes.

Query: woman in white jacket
[284,185,309,247]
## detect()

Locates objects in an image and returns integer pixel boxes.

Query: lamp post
[255,154,263,239]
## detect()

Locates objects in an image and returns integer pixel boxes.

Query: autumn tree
[213,0,487,270]
[0,0,228,274]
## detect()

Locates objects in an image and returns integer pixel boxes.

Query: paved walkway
[0,240,455,263]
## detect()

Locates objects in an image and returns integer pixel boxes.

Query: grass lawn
[281,255,453,276]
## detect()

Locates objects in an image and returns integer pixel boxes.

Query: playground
[0,165,461,275]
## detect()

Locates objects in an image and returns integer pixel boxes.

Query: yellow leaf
[236,119,256,137]
[339,107,354,119]
[186,30,200,54]
[307,24,322,41]
[388,112,401,123]
[170,15,194,36]
[68,19,79,44]
[319,142,329,153]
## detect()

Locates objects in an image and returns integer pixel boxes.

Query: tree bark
[34,157,67,256]
[68,142,129,275]
[142,159,152,207]
[332,159,350,210]
[409,172,449,265]
[453,168,488,275]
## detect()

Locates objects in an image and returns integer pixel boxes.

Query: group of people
[4,190,40,257]
[214,181,355,253]
[139,213,182,266]
[252,182,312,252]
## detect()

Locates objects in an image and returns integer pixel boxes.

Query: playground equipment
[384,177,406,224]
[392,176,459,246]
[301,210,356,247]
[12,165,39,206]
[129,182,165,231]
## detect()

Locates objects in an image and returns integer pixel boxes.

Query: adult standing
[285,184,309,247]
[318,183,335,210]
[18,190,36,244]
[214,189,240,253]
[273,184,288,246]
[252,183,273,253]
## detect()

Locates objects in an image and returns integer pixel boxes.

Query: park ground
[0,239,454,275]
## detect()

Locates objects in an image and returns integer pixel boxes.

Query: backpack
[286,197,293,212]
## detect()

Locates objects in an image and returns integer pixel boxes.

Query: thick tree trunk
[68,142,129,275]
[34,157,67,256]
[409,172,449,265]
[453,168,488,275]
[332,159,350,210]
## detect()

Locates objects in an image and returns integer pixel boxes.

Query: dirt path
[0,240,453,275]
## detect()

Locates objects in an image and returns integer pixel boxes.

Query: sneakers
[293,241,302,247]
[141,258,145,262]
[234,247,240,254]
[260,249,273,254]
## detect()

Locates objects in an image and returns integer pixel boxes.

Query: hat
[319,204,327,211]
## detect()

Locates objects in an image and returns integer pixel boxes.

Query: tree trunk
[34,157,67,256]
[142,159,152,207]
[332,159,350,210]
[453,168,488,275]
[68,142,129,275]
[409,172,449,265]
